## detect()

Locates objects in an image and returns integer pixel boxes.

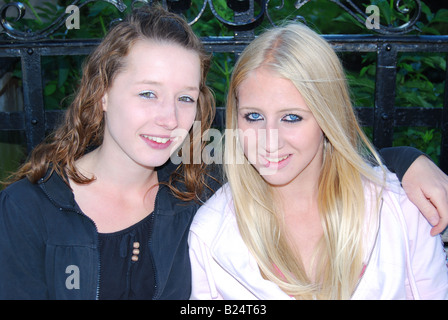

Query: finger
[430,213,448,236]
[426,191,448,236]
[409,191,440,227]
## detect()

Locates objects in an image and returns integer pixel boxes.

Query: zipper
[63,210,101,299]
[148,185,160,300]
[39,179,102,300]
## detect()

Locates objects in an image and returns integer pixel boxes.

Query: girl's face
[237,66,324,187]
[101,40,200,168]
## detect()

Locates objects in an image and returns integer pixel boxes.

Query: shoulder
[379,168,416,210]
[190,183,235,244]
[1,170,74,220]
[192,183,233,223]
[0,178,49,230]
[364,166,406,201]
[1,177,43,205]
[367,167,426,233]
[362,167,420,230]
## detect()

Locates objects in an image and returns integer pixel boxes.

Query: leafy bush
[0,0,446,183]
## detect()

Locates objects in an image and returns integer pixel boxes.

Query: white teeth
[265,155,288,163]
[142,135,170,144]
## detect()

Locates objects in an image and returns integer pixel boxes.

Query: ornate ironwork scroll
[0,0,423,40]
[330,0,421,34]
[0,0,127,40]
[264,0,421,34]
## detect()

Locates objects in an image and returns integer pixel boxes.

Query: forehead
[120,39,202,84]
[238,67,309,112]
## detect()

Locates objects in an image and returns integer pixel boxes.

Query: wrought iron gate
[0,0,447,172]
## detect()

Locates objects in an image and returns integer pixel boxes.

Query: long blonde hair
[224,23,385,299]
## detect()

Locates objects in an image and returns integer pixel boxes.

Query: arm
[402,155,448,236]
[379,146,424,182]
[380,147,448,235]
[0,190,49,299]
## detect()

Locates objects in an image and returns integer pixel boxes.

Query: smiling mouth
[265,155,289,163]
[141,134,172,144]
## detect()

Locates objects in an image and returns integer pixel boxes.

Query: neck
[273,168,320,216]
[75,145,158,192]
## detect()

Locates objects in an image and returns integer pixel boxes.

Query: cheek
[237,128,260,164]
[170,107,198,150]
[181,106,198,130]
[307,126,324,147]
[290,126,324,154]
[108,105,144,132]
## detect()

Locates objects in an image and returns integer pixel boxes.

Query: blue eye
[244,112,263,122]
[139,91,156,99]
[283,114,302,122]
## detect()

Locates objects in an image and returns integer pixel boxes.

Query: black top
[98,213,155,300]
[0,161,222,299]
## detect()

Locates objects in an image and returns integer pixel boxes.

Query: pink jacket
[189,174,448,300]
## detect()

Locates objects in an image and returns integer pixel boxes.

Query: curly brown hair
[5,5,216,201]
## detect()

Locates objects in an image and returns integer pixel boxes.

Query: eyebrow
[135,80,199,92]
[238,106,311,113]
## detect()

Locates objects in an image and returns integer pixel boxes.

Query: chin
[258,171,290,187]
[135,156,171,169]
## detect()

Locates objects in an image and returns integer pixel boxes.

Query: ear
[101,93,108,112]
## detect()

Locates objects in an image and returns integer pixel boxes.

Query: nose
[261,122,282,154]
[155,99,178,130]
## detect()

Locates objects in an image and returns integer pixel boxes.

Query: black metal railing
[1,0,447,172]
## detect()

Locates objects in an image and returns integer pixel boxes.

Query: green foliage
[207,53,235,108]
[333,1,447,163]
[0,0,447,177]
[189,0,234,37]
[0,132,26,184]
[394,127,441,162]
